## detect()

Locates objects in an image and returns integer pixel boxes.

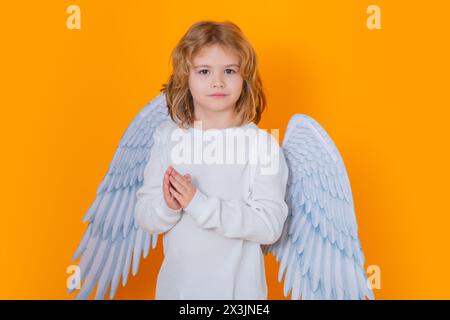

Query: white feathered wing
[68,92,172,299]
[262,114,374,300]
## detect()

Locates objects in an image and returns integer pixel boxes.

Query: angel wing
[262,114,374,300]
[67,92,172,299]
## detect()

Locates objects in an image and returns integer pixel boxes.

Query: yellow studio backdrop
[1,0,449,300]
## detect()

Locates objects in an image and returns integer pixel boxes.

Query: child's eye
[198,69,209,75]
[225,69,237,74]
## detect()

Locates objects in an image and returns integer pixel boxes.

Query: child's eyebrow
[194,64,240,69]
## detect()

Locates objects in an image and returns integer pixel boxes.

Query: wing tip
[283,114,317,147]
[287,113,317,127]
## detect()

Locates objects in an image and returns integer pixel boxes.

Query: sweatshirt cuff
[183,188,207,218]
[157,196,183,217]
[166,205,183,214]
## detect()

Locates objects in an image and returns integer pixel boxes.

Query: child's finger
[169,174,186,193]
[163,171,169,192]
[163,173,175,201]
[169,186,182,202]
[172,169,190,185]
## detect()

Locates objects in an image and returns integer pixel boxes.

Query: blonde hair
[160,20,267,129]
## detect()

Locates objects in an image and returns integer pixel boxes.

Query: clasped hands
[163,165,196,213]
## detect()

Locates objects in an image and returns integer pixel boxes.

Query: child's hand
[163,166,189,213]
[167,166,197,209]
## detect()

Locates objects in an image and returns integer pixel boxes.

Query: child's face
[188,44,244,117]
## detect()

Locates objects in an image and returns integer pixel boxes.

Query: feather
[122,227,136,287]
[283,244,297,297]
[95,236,122,299]
[301,227,316,275]
[109,234,129,299]
[322,239,332,299]
[310,233,323,291]
[111,186,132,240]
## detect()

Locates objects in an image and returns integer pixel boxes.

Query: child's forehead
[192,44,240,62]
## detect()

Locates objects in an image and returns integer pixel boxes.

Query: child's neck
[193,110,241,131]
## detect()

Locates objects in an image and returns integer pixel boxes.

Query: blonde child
[134,20,289,300]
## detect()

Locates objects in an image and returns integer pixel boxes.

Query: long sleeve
[183,134,290,245]
[134,124,182,235]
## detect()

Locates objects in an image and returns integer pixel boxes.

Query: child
[134,20,289,300]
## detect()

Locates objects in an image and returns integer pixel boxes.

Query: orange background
[1,0,449,299]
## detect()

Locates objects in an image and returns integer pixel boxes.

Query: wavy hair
[160,20,267,129]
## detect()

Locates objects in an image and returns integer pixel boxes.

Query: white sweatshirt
[134,120,289,300]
